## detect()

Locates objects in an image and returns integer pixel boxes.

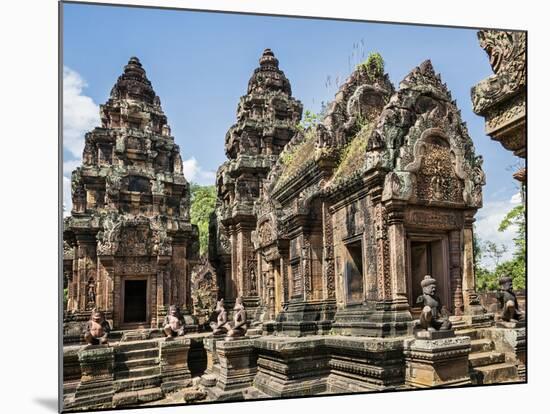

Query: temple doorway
[407,235,450,313]
[123,279,147,323]
[344,238,364,305]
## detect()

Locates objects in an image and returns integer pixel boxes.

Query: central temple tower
[210,49,303,311]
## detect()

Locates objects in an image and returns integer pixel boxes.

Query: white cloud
[63,66,100,158]
[183,157,216,185]
[63,159,81,176]
[510,192,522,204]
[475,195,522,269]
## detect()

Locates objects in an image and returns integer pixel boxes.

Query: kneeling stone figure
[416,275,452,331]
[163,305,185,340]
[84,308,111,345]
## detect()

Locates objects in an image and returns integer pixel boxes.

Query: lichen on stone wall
[331,122,373,183]
[277,128,317,182]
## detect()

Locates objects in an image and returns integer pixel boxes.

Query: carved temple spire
[398,59,452,101]
[247,48,293,96]
[108,56,158,105]
[224,48,303,159]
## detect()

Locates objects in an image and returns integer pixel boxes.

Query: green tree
[189,183,217,256]
[474,201,526,292]
[497,203,526,290]
[297,109,321,132]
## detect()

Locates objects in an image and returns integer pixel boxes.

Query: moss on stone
[332,123,374,182]
[357,52,385,79]
[276,129,317,185]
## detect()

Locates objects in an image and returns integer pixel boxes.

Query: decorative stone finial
[247,48,291,95]
[259,48,279,68]
[109,56,156,104]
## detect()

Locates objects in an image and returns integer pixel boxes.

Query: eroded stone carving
[496,276,524,323]
[416,275,452,331]
[84,309,111,345]
[210,299,228,335]
[163,305,185,340]
[225,297,248,339]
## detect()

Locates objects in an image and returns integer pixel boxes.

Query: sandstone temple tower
[63,57,199,330]
[209,49,303,309]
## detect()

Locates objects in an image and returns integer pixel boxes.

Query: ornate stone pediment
[372,61,485,208]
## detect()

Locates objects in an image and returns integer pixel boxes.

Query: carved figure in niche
[179,192,190,220]
[83,141,95,165]
[416,275,452,331]
[210,299,228,335]
[470,155,486,205]
[84,309,111,345]
[86,278,96,308]
[249,266,257,295]
[225,297,247,338]
[163,305,185,340]
[496,276,524,323]
[173,153,183,174]
[430,160,444,200]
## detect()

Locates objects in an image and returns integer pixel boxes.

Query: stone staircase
[458,328,519,385]
[112,339,164,406]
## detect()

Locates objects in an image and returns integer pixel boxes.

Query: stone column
[386,205,410,312]
[449,230,463,315]
[156,270,164,328]
[462,214,484,316]
[76,234,96,311]
[160,337,192,393]
[388,220,407,303]
[98,256,114,314]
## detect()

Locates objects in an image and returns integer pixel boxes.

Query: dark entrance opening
[344,240,364,304]
[124,280,147,323]
[409,239,447,311]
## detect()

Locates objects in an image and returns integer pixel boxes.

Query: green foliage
[189,183,217,256]
[358,52,384,79]
[474,202,526,292]
[63,288,68,309]
[297,109,321,132]
[333,122,372,180]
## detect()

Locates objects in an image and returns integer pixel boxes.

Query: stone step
[71,390,114,408]
[116,347,159,362]
[112,387,164,407]
[454,328,481,340]
[115,357,159,370]
[117,340,159,353]
[472,362,519,385]
[470,339,494,353]
[469,351,505,368]
[63,379,80,396]
[114,375,162,393]
[115,365,161,380]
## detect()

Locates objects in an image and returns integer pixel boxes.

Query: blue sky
[62,2,523,266]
